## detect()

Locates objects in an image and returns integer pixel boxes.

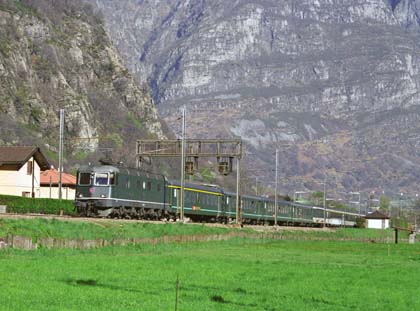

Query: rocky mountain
[94,0,420,197]
[0,0,166,170]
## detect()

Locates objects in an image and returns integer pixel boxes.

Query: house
[40,168,76,200]
[364,210,390,229]
[0,146,50,197]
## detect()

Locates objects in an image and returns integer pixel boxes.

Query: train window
[109,173,116,185]
[226,197,229,204]
[126,178,130,189]
[94,173,108,185]
[137,180,141,189]
[78,173,91,185]
[147,182,152,191]
[143,181,146,190]
[157,184,161,192]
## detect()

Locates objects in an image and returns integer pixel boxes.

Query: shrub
[355,217,366,228]
[0,194,76,216]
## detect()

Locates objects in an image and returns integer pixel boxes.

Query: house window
[27,161,33,175]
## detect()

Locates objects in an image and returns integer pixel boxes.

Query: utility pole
[180,106,186,222]
[255,177,259,196]
[415,194,419,231]
[350,191,361,215]
[58,109,64,201]
[274,149,278,226]
[399,193,403,219]
[323,176,326,227]
[236,157,241,225]
[390,198,392,219]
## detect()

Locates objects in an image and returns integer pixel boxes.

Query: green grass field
[0,218,232,241]
[1,238,420,310]
[0,218,406,242]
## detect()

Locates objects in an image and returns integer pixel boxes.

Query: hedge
[0,194,76,216]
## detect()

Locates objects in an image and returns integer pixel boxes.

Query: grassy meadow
[0,218,232,241]
[1,235,420,310]
[0,218,406,242]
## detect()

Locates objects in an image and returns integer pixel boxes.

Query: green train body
[74,164,361,226]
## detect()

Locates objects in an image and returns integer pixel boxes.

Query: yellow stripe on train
[168,185,223,196]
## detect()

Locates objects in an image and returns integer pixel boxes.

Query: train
[74,162,361,226]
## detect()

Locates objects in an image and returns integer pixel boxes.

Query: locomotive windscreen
[78,173,91,185]
[94,173,108,185]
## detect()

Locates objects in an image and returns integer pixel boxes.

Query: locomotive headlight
[100,194,105,198]
[78,194,83,198]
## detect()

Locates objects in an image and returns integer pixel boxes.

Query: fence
[0,232,407,250]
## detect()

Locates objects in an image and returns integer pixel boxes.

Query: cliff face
[94,0,420,194]
[0,0,166,167]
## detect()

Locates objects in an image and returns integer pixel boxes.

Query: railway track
[0,213,333,232]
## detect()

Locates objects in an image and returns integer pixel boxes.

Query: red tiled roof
[0,146,50,169]
[40,169,76,185]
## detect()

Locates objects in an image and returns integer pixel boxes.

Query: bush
[0,194,76,216]
[355,217,366,228]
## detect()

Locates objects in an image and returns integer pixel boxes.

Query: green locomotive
[74,164,168,218]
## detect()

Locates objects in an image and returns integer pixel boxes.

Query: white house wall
[0,168,18,195]
[39,186,75,200]
[367,219,389,229]
[0,157,41,197]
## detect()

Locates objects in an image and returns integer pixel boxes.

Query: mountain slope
[96,0,420,195]
[0,0,166,168]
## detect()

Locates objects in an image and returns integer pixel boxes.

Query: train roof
[224,191,273,201]
[282,200,361,216]
[77,164,165,179]
[167,179,223,194]
[78,165,119,173]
